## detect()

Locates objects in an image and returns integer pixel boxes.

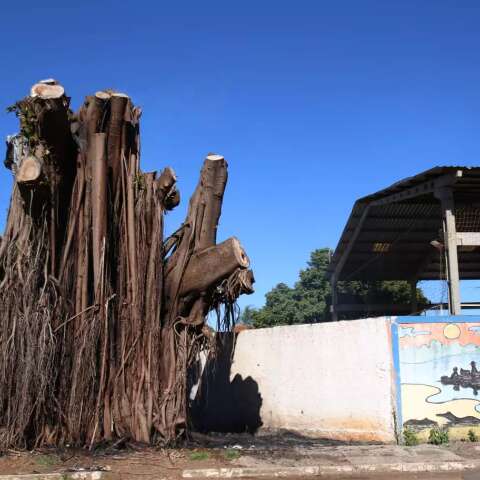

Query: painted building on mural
[395,317,480,441]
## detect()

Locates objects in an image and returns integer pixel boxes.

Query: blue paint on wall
[397,315,480,324]
[390,319,403,436]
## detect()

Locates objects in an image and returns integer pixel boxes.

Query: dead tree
[0,80,253,448]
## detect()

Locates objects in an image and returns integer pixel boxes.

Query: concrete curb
[182,461,480,478]
[0,472,104,480]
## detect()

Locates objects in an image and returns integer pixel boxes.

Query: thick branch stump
[16,155,43,184]
[164,154,229,311]
[179,237,249,297]
[158,167,180,210]
[30,81,65,99]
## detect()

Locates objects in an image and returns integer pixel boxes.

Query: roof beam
[370,170,463,207]
[336,302,480,313]
[345,253,430,262]
[335,303,413,312]
[345,228,439,234]
[415,247,440,279]
[457,232,480,246]
[350,240,437,248]
[330,205,371,281]
[363,214,440,221]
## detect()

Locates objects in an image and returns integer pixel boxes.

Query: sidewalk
[183,444,480,478]
[1,435,480,479]
[183,435,480,478]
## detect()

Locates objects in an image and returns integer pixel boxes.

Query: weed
[224,449,241,460]
[403,427,419,446]
[35,455,59,466]
[468,429,478,442]
[428,427,449,445]
[190,451,209,461]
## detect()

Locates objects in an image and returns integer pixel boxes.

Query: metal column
[410,279,418,314]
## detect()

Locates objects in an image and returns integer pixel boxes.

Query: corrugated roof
[328,166,480,281]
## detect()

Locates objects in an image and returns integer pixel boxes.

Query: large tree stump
[0,82,253,449]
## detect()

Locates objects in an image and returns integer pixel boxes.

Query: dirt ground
[4,440,262,479]
[0,446,218,479]
[0,432,282,478]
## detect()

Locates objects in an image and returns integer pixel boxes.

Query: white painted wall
[230,317,397,442]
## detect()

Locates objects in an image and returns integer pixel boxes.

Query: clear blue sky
[1,1,480,309]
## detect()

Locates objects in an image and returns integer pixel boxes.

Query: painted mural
[398,319,480,440]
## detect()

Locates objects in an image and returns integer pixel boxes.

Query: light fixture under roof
[372,242,390,253]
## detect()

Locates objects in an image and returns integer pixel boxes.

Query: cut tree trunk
[107,93,128,187]
[30,82,65,99]
[90,132,107,290]
[16,155,43,184]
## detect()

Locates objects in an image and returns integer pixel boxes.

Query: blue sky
[1,1,480,309]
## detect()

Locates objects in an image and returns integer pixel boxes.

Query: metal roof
[328,166,480,281]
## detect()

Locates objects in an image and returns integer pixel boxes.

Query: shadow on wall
[190,333,263,434]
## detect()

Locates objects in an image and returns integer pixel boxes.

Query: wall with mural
[396,317,480,441]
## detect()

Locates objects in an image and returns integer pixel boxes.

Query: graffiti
[397,320,480,440]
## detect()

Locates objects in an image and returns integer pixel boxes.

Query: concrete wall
[193,317,397,442]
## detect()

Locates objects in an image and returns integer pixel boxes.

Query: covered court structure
[328,166,480,320]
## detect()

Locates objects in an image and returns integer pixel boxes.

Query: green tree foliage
[238,305,256,325]
[246,248,428,328]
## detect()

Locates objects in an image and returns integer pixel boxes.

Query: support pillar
[330,275,338,321]
[410,279,418,315]
[436,187,461,315]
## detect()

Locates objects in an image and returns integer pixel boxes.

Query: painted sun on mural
[398,320,480,440]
